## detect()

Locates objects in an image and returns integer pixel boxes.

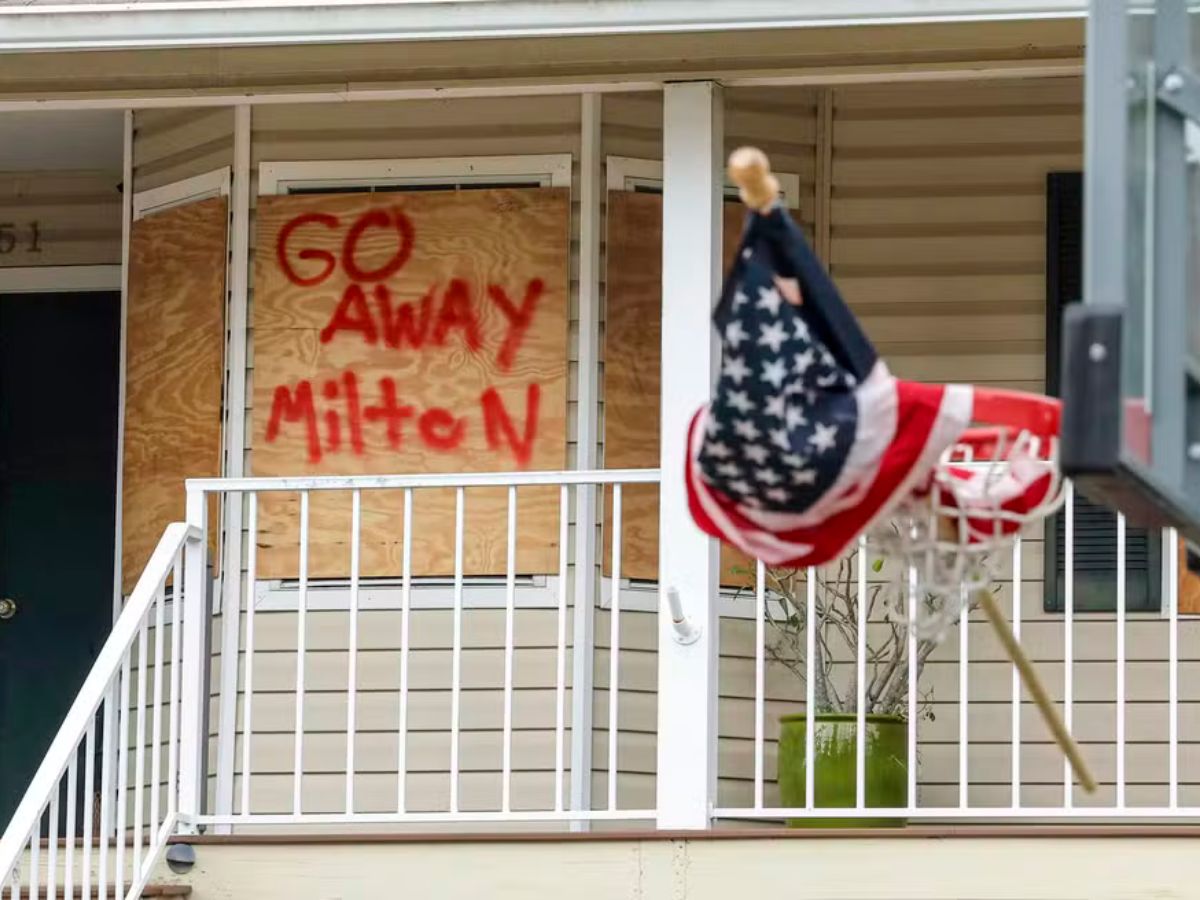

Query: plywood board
[252,189,570,578]
[122,196,227,592]
[1179,538,1200,616]
[603,191,774,584]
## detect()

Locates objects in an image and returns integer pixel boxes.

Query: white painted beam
[568,93,602,822]
[0,0,1085,53]
[213,104,252,830]
[655,80,722,830]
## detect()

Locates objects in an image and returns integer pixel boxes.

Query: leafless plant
[740,548,993,721]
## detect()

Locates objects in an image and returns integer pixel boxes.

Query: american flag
[686,202,976,567]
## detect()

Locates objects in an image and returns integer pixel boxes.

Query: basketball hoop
[869,388,1067,640]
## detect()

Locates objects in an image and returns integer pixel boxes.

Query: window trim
[132,166,231,220]
[258,154,573,195]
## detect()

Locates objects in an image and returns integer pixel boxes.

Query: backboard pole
[1083,0,1128,316]
[1151,0,1190,491]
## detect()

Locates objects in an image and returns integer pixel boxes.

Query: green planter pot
[777,712,908,828]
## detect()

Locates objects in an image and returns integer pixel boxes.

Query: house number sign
[0,222,42,254]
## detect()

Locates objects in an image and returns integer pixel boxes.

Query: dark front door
[0,290,119,826]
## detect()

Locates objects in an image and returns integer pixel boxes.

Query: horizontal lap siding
[0,170,121,267]
[831,78,1082,392]
[132,108,235,192]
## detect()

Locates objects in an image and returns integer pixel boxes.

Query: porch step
[1,886,190,899]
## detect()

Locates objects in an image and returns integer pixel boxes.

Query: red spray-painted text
[264,207,549,466]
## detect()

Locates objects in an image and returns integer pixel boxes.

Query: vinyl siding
[132,108,235,192]
[0,170,120,267]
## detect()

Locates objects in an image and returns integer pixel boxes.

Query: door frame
[0,265,121,294]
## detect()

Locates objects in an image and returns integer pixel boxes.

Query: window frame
[132,167,231,221]
[258,154,572,195]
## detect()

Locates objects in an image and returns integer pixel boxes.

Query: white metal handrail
[0,522,199,900]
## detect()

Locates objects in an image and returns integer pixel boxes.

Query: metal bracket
[1157,65,1200,122]
[665,588,702,645]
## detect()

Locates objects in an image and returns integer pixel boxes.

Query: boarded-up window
[122,197,227,592]
[252,189,569,579]
[604,190,808,584]
[1043,171,1162,612]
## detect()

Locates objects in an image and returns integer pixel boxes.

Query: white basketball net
[867,427,1067,641]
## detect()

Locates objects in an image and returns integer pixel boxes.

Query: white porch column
[656,80,723,830]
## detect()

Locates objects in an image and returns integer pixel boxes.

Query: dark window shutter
[1043,172,1161,612]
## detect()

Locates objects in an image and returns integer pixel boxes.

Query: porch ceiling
[0,16,1084,107]
[0,0,1086,54]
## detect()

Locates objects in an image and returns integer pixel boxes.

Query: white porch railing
[718,483,1190,821]
[2,470,1199,891]
[0,523,199,900]
[188,468,661,828]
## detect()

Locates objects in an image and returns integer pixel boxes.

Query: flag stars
[781,453,807,468]
[769,428,792,452]
[727,479,753,495]
[725,319,750,349]
[793,349,816,375]
[723,355,751,385]
[764,395,786,420]
[757,320,790,354]
[733,419,761,441]
[793,318,810,340]
[791,468,818,486]
[726,390,755,414]
[808,422,839,454]
[761,358,789,389]
[743,444,771,465]
[765,487,791,504]
[755,468,782,486]
[704,441,733,460]
[784,406,808,430]
[716,461,741,478]
[732,287,750,308]
[756,285,784,316]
